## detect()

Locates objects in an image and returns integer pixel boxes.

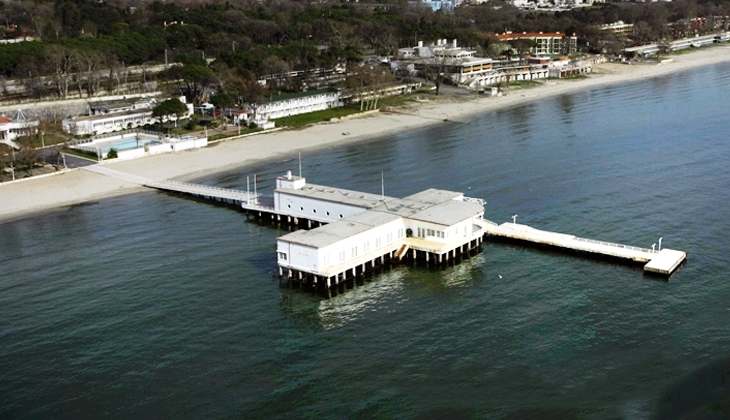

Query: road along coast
[1,46,729,224]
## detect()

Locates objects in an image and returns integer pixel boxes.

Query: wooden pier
[477,220,686,275]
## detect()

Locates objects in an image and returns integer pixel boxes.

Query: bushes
[106,148,118,159]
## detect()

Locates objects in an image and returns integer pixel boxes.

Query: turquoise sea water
[2,62,730,419]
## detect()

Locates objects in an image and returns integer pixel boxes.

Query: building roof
[276,183,391,209]
[497,32,568,40]
[262,87,340,104]
[279,210,401,248]
[403,188,463,204]
[68,107,153,122]
[408,199,484,226]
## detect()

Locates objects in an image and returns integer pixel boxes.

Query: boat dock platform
[477,220,686,275]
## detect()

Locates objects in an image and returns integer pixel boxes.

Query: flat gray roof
[408,199,483,226]
[72,108,153,122]
[279,210,401,248]
[403,188,463,204]
[276,183,393,209]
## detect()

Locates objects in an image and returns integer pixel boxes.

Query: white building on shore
[62,96,193,136]
[0,110,39,144]
[247,88,342,129]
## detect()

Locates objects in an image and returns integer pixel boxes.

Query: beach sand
[2,46,729,224]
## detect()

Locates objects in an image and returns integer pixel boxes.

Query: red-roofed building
[0,110,39,143]
[496,31,577,56]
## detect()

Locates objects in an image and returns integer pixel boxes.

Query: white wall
[274,192,368,223]
[277,242,320,273]
[277,218,406,274]
[316,218,406,272]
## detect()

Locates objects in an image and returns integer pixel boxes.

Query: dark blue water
[2,63,730,419]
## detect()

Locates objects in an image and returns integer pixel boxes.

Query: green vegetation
[105,148,118,159]
[272,107,364,128]
[508,80,543,89]
[1,0,727,102]
[61,148,98,161]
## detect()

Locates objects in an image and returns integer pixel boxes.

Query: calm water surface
[2,63,730,419]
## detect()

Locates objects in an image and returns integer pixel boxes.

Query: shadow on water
[485,236,651,275]
[278,267,410,331]
[653,355,730,420]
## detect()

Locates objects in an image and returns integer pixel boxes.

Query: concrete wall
[274,192,368,223]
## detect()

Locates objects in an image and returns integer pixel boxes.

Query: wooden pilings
[280,234,485,293]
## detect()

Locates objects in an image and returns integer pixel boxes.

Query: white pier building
[273,171,487,286]
[83,166,687,284]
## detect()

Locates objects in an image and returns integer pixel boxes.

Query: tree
[46,46,76,98]
[14,136,38,176]
[508,39,536,64]
[167,64,215,104]
[210,92,234,113]
[419,52,459,96]
[152,98,189,125]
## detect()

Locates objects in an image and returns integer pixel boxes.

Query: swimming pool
[100,138,162,152]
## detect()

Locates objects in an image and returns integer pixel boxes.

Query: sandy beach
[2,46,729,224]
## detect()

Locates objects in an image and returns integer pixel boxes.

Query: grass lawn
[272,106,363,128]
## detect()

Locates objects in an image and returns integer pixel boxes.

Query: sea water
[2,62,730,419]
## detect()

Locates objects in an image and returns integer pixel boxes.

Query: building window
[326,211,330,216]
[312,209,317,214]
[300,206,304,211]
[278,252,287,260]
[339,214,343,219]
[287,204,291,208]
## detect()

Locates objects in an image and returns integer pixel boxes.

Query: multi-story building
[62,97,193,136]
[599,21,635,37]
[496,31,578,56]
[247,88,342,129]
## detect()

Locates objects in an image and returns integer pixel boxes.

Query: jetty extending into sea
[84,166,687,286]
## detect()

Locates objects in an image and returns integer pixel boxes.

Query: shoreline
[2,46,730,224]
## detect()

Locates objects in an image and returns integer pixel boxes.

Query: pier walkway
[83,165,274,211]
[477,219,686,275]
[83,165,687,276]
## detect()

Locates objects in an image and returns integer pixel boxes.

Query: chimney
[453,39,457,48]
[286,170,292,180]
[418,40,423,48]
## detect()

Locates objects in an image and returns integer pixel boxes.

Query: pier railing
[573,236,656,254]
[147,180,261,203]
[464,197,487,206]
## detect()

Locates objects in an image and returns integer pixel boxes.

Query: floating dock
[478,220,687,275]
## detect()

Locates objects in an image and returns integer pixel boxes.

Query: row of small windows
[417,227,445,239]
[286,203,343,218]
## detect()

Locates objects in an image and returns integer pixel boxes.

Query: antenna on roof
[298,152,302,178]
[380,171,391,211]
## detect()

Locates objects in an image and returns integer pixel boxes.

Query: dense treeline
[1,0,729,102]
